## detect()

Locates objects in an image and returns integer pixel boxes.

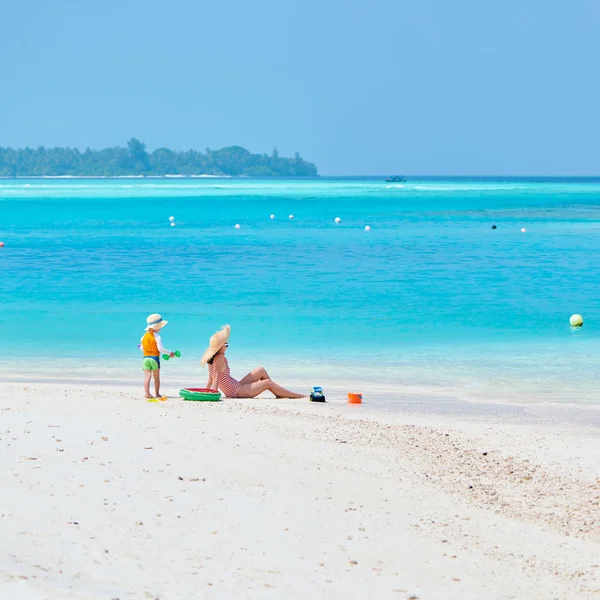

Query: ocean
[2,177,600,410]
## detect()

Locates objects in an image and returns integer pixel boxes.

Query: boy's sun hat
[145,313,168,331]
[200,324,231,365]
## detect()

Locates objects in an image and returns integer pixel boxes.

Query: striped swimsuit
[209,356,241,398]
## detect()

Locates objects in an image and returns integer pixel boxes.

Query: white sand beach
[1,380,599,600]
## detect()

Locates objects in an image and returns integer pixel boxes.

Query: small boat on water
[385,175,405,183]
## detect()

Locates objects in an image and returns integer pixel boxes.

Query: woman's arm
[207,355,225,391]
[206,371,219,390]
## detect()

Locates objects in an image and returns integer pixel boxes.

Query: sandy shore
[0,381,598,599]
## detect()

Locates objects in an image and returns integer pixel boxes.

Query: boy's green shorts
[142,356,160,371]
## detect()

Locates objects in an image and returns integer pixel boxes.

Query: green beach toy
[162,350,181,360]
[179,388,222,402]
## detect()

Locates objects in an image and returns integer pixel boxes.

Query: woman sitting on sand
[201,325,305,399]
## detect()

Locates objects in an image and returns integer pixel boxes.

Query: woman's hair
[207,348,222,365]
[207,343,227,365]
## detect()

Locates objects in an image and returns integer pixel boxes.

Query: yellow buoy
[569,314,583,327]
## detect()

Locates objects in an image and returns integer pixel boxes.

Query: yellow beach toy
[147,396,168,403]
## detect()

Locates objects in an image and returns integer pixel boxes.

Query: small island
[0,138,318,177]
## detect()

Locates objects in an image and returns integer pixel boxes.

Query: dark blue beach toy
[310,386,326,403]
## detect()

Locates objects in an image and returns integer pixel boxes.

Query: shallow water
[2,177,600,408]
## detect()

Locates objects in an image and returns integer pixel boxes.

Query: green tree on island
[0,139,318,177]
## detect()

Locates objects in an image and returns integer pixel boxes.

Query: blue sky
[1,0,599,175]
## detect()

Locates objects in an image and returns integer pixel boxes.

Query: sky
[1,0,600,175]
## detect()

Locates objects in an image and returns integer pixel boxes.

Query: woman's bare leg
[268,380,305,398]
[236,380,271,398]
[236,378,305,399]
[239,366,271,385]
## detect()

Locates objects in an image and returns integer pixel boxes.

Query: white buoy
[521,228,527,233]
[170,222,176,227]
[289,214,294,220]
[270,214,275,220]
[169,216,175,222]
[365,225,371,232]
[570,314,584,327]
[234,224,241,229]
[334,217,341,224]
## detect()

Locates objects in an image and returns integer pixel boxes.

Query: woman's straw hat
[200,324,231,364]
[145,313,168,331]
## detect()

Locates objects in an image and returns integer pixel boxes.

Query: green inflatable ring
[179,388,222,402]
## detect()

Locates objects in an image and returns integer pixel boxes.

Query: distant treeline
[0,139,318,177]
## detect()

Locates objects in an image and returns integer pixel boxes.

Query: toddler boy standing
[141,313,174,400]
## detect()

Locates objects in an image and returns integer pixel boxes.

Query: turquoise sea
[2,177,600,409]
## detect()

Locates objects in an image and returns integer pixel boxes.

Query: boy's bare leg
[144,370,153,398]
[153,370,162,398]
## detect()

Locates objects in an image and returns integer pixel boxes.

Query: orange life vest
[141,331,159,356]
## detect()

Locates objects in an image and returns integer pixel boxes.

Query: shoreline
[1,379,598,599]
[1,358,599,428]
